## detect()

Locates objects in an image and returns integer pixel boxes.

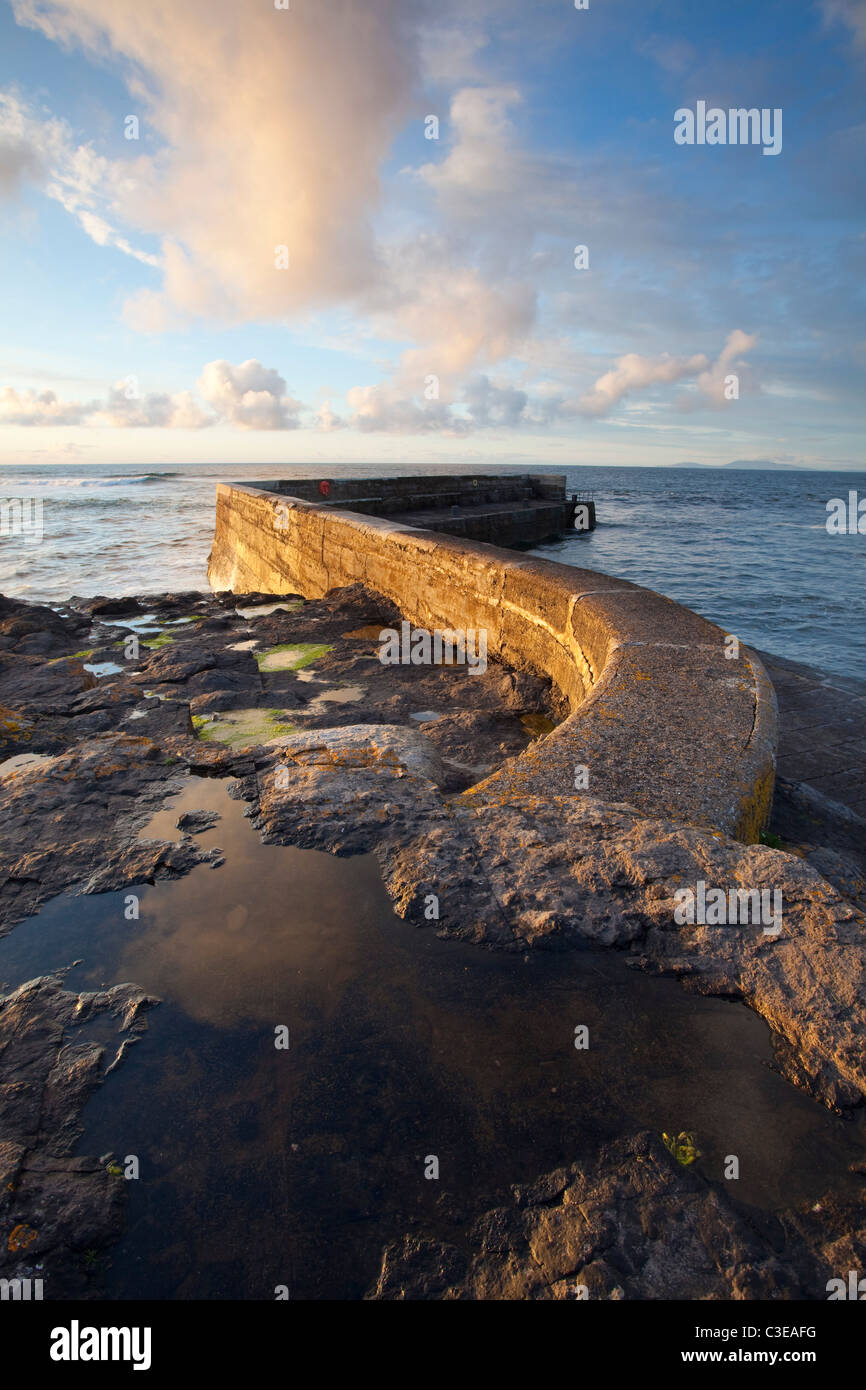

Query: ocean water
[0,462,864,679]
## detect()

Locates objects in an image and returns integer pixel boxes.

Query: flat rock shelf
[0,577,864,1300]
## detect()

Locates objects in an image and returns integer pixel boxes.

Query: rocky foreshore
[369,1130,866,1301]
[1,584,865,1299]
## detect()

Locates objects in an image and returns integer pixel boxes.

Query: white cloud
[89,383,212,429]
[0,385,92,425]
[343,373,564,434]
[420,24,488,85]
[197,360,303,431]
[384,255,537,388]
[578,350,709,417]
[346,383,463,434]
[2,58,553,390]
[0,90,160,266]
[463,375,528,427]
[314,400,346,433]
[690,329,758,407]
[2,6,774,440]
[11,0,421,324]
[577,332,758,417]
[0,360,301,430]
[419,86,524,200]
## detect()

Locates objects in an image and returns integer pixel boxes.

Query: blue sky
[0,0,863,468]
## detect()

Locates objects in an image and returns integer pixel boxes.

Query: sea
[0,462,864,680]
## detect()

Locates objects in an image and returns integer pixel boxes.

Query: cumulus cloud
[4,48,549,385]
[0,385,93,425]
[371,83,584,388]
[2,5,771,438]
[0,360,302,429]
[385,257,537,389]
[197,360,303,430]
[420,23,488,85]
[578,350,709,417]
[343,373,563,434]
[11,0,422,325]
[419,86,524,201]
[577,332,757,417]
[463,375,528,427]
[415,82,579,230]
[89,384,212,429]
[690,330,758,407]
[346,383,463,434]
[314,400,346,432]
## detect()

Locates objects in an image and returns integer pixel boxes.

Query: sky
[0,0,864,470]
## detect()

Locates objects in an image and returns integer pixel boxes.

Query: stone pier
[208,478,776,841]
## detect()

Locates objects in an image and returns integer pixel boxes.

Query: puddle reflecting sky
[1,775,863,1300]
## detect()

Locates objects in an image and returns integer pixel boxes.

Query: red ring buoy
[318,480,331,497]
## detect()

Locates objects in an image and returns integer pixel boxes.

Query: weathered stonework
[208,482,777,841]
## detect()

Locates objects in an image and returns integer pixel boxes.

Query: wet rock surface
[0,583,864,1299]
[246,761,866,1111]
[0,583,557,1287]
[176,808,221,834]
[385,796,866,1109]
[368,1130,865,1301]
[0,969,159,1298]
[0,734,221,931]
[0,583,548,932]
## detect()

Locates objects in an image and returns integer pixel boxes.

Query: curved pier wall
[208,483,777,841]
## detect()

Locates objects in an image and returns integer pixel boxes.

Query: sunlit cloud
[578,332,758,418]
[0,360,302,430]
[11,0,421,324]
[197,360,303,431]
[0,0,861,458]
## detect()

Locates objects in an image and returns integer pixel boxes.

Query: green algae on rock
[192,707,298,748]
[235,601,303,619]
[254,642,333,672]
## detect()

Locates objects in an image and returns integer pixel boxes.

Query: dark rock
[88,596,144,617]
[176,808,221,833]
[82,836,224,891]
[66,709,115,738]
[129,647,216,685]
[497,669,554,713]
[0,970,159,1298]
[189,689,264,715]
[368,1132,835,1300]
[0,653,94,720]
[417,710,532,789]
[375,791,866,1105]
[217,590,305,606]
[123,699,194,739]
[771,777,866,872]
[800,846,866,913]
[0,732,212,930]
[180,666,261,698]
[252,734,449,856]
[0,593,89,656]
